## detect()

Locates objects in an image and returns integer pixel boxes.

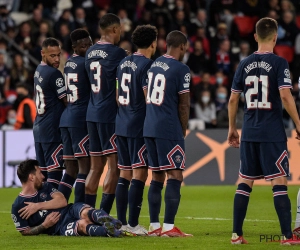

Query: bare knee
[166,169,183,182]
[132,167,148,183]
[152,171,165,183]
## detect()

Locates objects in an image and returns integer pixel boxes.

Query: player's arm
[21,212,61,236]
[227,92,240,147]
[23,104,33,128]
[178,92,190,137]
[18,192,67,220]
[61,96,68,106]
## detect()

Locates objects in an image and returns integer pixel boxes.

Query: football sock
[58,173,75,202]
[150,222,161,230]
[86,224,107,236]
[100,193,115,214]
[128,179,145,227]
[115,177,130,225]
[273,185,292,239]
[47,171,62,189]
[148,180,163,223]
[233,183,252,236]
[163,179,181,224]
[74,173,87,203]
[87,208,108,224]
[85,194,97,208]
[162,223,174,232]
[295,188,300,229]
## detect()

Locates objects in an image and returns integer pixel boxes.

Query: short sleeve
[11,205,29,232]
[277,58,292,90]
[178,65,190,94]
[50,70,66,99]
[231,63,244,93]
[45,182,60,197]
[140,61,152,90]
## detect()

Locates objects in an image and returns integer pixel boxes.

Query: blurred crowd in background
[0,0,300,130]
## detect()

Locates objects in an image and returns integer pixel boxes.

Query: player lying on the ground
[11,159,125,237]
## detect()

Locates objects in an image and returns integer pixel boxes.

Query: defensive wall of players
[1,129,300,187]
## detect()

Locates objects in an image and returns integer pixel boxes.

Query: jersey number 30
[245,75,271,109]
[146,72,166,105]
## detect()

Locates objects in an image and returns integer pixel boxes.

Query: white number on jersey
[146,72,166,105]
[35,85,46,115]
[65,222,74,236]
[118,73,131,105]
[90,61,101,93]
[64,73,78,103]
[245,75,271,109]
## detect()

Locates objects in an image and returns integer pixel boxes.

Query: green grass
[0,186,299,249]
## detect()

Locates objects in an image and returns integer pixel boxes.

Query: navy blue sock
[115,177,130,225]
[273,185,292,239]
[163,179,181,224]
[74,173,87,203]
[233,183,252,236]
[86,224,107,236]
[85,194,97,208]
[148,180,164,223]
[100,193,115,214]
[128,179,145,227]
[47,171,63,189]
[58,173,75,202]
[87,208,108,224]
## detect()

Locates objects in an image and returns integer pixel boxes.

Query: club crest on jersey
[56,78,64,87]
[40,192,47,199]
[174,155,182,163]
[284,69,290,79]
[184,73,191,83]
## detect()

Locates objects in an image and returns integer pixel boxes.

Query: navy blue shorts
[57,203,91,236]
[60,127,89,160]
[116,136,148,170]
[35,142,63,171]
[144,137,185,171]
[87,122,117,156]
[239,141,290,181]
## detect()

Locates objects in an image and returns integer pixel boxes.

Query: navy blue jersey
[33,62,66,143]
[60,54,90,128]
[11,183,61,233]
[231,52,291,142]
[143,55,191,140]
[85,41,127,123]
[115,52,152,138]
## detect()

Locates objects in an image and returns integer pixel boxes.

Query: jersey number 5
[64,73,78,103]
[118,73,131,105]
[245,75,271,109]
[146,72,166,105]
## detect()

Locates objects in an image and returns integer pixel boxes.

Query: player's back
[33,63,66,143]
[85,41,127,123]
[232,52,291,142]
[60,54,90,128]
[115,52,153,138]
[143,55,190,140]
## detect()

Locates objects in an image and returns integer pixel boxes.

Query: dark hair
[166,30,187,48]
[131,25,158,49]
[41,37,60,48]
[70,28,90,44]
[256,17,278,40]
[16,82,29,90]
[17,159,39,183]
[99,13,120,30]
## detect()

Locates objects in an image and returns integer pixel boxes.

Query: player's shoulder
[65,54,84,68]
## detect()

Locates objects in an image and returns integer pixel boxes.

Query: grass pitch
[0,185,299,250]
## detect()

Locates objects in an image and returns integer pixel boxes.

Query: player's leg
[58,127,78,201]
[127,138,148,234]
[85,122,107,207]
[98,123,119,214]
[75,156,90,203]
[294,189,300,234]
[145,137,165,236]
[115,136,132,227]
[34,142,47,180]
[43,142,64,189]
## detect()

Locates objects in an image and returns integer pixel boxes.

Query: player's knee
[166,170,183,182]
[77,219,90,235]
[133,167,148,182]
[152,171,166,183]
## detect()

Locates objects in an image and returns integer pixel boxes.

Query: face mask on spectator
[201,96,210,104]
[8,118,16,125]
[217,93,227,102]
[216,77,223,85]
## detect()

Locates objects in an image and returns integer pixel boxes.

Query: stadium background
[1,0,300,187]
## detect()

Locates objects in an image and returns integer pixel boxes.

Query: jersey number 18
[146,72,166,105]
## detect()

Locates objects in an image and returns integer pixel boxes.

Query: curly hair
[131,25,158,49]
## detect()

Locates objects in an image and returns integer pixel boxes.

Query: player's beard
[45,58,59,69]
[34,179,43,190]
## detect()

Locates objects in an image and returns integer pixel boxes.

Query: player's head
[17,159,44,189]
[70,28,93,57]
[255,17,278,45]
[131,25,158,56]
[166,30,188,61]
[41,37,61,69]
[99,13,121,45]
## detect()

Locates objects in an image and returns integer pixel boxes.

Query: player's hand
[18,202,40,220]
[42,212,61,229]
[295,125,300,140]
[228,129,240,148]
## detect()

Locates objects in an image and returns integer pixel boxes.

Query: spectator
[10,54,31,91]
[0,4,15,32]
[28,8,52,35]
[277,10,298,46]
[193,72,216,103]
[211,22,229,56]
[232,41,251,64]
[190,26,210,58]
[186,40,209,75]
[191,9,207,30]
[54,9,74,38]
[215,85,228,113]
[57,23,72,53]
[119,40,132,54]
[134,0,147,22]
[32,21,52,47]
[215,39,232,75]
[14,21,33,51]
[0,52,10,96]
[1,108,16,130]
[170,10,191,32]
[194,90,217,129]
[73,7,87,30]
[215,70,229,87]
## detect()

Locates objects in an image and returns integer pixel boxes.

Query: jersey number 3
[245,75,271,109]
